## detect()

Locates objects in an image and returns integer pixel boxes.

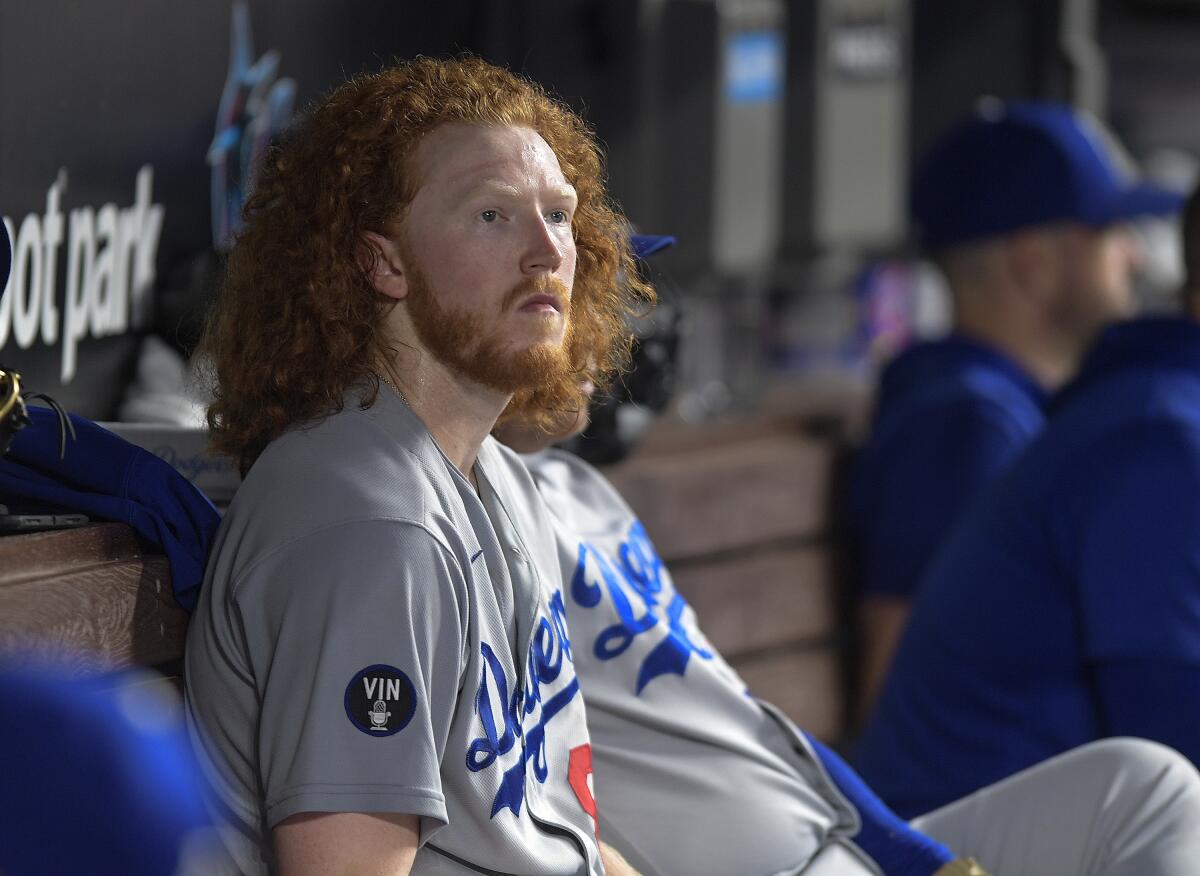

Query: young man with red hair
[185,57,647,875]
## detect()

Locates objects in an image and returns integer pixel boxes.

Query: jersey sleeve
[852,400,1029,598]
[1077,424,1200,665]
[233,518,469,835]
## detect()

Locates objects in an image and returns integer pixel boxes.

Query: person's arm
[238,520,468,863]
[275,812,419,876]
[600,840,642,876]
[857,595,912,722]
[852,402,1032,721]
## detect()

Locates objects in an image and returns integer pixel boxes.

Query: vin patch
[344,664,417,737]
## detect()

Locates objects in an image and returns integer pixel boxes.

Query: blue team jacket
[848,335,1047,599]
[0,408,218,611]
[854,317,1200,816]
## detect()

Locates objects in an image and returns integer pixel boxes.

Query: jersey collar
[1054,316,1200,412]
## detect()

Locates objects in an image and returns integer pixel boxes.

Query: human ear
[1006,228,1060,305]
[359,231,409,301]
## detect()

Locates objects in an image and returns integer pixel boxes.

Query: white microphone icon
[369,699,391,730]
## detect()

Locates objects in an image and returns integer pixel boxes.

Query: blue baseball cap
[631,234,676,259]
[912,100,1186,252]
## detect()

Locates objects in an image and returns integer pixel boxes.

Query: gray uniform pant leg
[911,738,1200,876]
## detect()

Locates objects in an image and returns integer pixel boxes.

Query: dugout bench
[0,381,867,743]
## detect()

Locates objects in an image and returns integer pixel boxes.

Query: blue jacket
[855,317,1200,816]
[0,407,219,611]
[849,335,1047,598]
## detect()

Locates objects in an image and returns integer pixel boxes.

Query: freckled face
[399,123,579,372]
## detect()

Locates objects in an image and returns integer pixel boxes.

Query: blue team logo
[571,521,712,693]
[466,590,581,818]
[344,665,417,737]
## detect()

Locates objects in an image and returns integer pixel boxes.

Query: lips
[503,275,571,314]
[518,292,565,313]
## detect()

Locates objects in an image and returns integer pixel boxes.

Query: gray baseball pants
[912,737,1200,876]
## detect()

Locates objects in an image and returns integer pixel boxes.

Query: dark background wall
[1101,0,1200,155]
[0,0,642,419]
[3,0,1200,419]
[909,0,1065,163]
[909,0,1200,170]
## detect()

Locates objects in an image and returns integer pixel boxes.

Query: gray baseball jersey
[184,388,601,875]
[522,448,879,876]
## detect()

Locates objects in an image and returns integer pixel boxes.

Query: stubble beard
[404,260,576,395]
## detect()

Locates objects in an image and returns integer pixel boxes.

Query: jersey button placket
[512,546,538,821]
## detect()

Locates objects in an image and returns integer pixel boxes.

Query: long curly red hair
[199,56,651,475]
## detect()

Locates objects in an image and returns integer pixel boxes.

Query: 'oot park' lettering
[0,166,165,382]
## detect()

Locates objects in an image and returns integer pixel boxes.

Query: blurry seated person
[493,235,1200,876]
[0,665,224,876]
[854,183,1200,819]
[848,101,1183,715]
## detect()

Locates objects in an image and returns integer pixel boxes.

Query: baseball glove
[934,860,992,876]
[0,366,74,459]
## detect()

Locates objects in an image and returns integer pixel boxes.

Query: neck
[381,351,510,479]
[955,314,1080,386]
[954,301,1082,392]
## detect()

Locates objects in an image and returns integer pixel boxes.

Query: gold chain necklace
[379,368,481,494]
[377,370,408,406]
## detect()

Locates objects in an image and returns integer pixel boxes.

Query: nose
[520,215,567,276]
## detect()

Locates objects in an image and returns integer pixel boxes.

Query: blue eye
[548,210,569,224]
[481,210,498,223]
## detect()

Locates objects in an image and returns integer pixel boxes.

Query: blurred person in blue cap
[494,234,1200,876]
[854,180,1200,819]
[0,666,224,875]
[848,100,1186,715]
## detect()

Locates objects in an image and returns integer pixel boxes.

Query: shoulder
[519,448,634,533]
[1048,366,1200,463]
[1115,367,1200,432]
[864,384,1039,476]
[521,448,622,505]
[1083,418,1200,493]
[1016,414,1200,557]
[236,515,471,607]
[218,398,470,576]
[873,362,1042,449]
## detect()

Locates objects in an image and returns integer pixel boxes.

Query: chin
[512,336,568,364]
[528,322,568,348]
